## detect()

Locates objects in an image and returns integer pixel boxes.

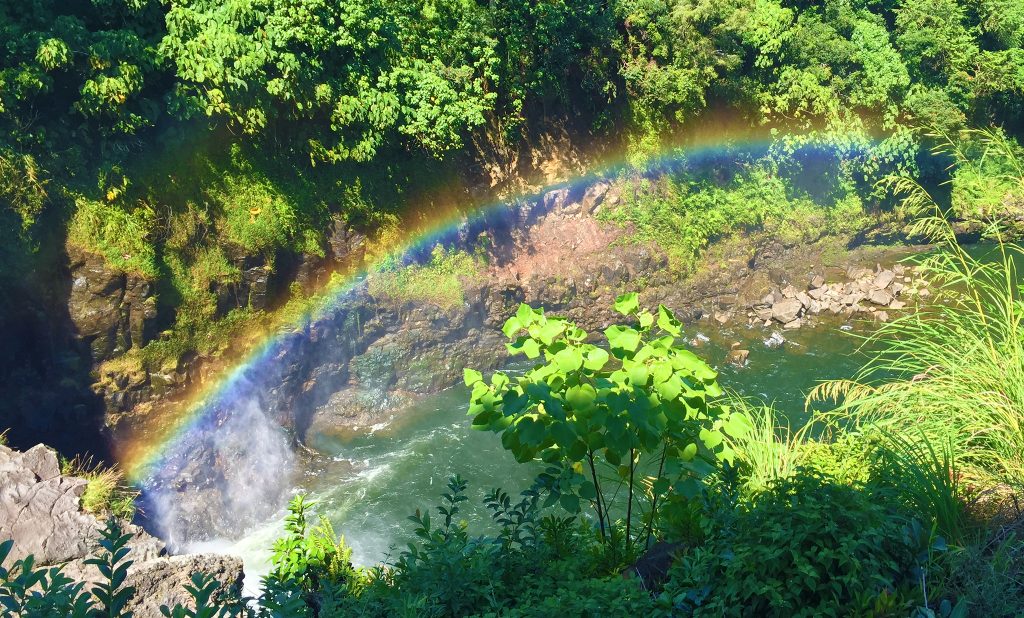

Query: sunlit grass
[61,456,139,520]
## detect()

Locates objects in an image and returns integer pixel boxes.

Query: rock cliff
[0,443,243,617]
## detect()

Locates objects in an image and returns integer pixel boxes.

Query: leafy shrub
[664,470,920,617]
[483,576,661,617]
[467,295,751,555]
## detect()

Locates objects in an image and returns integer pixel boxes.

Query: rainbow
[119,125,892,485]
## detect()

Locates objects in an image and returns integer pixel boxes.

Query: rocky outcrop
[0,443,243,617]
[67,245,158,362]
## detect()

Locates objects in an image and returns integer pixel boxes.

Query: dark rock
[67,246,157,361]
[623,542,684,590]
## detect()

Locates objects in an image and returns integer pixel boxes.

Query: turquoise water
[208,318,869,585]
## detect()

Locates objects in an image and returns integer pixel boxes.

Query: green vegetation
[3,0,1024,357]
[367,246,480,310]
[9,258,1024,614]
[61,456,139,520]
[4,0,1024,615]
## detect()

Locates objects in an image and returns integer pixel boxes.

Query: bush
[664,470,920,617]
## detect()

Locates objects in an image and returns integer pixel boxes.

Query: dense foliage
[3,0,1023,332]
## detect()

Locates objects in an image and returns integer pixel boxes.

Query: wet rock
[726,344,750,367]
[241,264,270,310]
[67,246,157,361]
[771,298,803,323]
[543,188,571,213]
[581,182,610,214]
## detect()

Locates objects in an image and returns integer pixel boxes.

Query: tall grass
[724,400,811,493]
[872,431,972,544]
[812,128,1024,495]
[61,456,139,520]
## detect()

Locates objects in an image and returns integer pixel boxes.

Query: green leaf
[699,427,723,449]
[638,310,654,329]
[723,413,754,439]
[502,316,521,338]
[554,347,584,372]
[613,292,639,316]
[657,305,682,336]
[583,347,609,370]
[626,361,650,386]
[507,337,542,358]
[463,368,483,387]
[516,303,536,324]
[536,320,566,345]
[559,493,581,513]
[605,325,641,354]
[656,374,682,401]
[565,383,597,413]
[550,422,578,449]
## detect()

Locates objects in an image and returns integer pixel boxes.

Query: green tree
[466,295,752,553]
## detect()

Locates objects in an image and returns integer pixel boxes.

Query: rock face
[67,245,158,363]
[0,443,243,618]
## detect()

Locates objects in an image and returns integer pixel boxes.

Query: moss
[367,246,479,310]
[599,165,872,274]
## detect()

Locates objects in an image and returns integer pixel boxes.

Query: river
[183,316,869,591]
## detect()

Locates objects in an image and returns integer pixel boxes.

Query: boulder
[868,289,893,306]
[807,286,828,301]
[124,554,245,618]
[872,270,896,290]
[726,343,749,367]
[0,444,243,618]
[809,274,825,289]
[771,298,803,324]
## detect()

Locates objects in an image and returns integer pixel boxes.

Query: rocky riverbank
[0,443,242,616]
